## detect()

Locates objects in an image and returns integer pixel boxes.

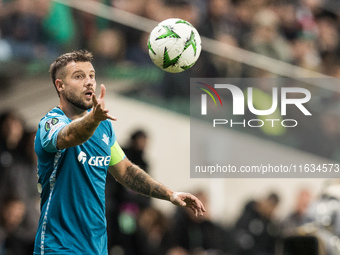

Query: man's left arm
[108,158,206,216]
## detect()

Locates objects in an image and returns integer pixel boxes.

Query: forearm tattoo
[123,165,170,200]
[58,115,99,149]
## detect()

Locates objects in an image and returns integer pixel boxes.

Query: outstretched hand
[170,192,206,217]
[92,84,116,121]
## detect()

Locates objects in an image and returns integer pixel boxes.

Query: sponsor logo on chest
[77,151,111,167]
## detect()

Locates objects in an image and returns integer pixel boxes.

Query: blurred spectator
[14,130,40,251]
[317,105,340,160]
[0,0,64,62]
[144,0,169,22]
[307,180,340,237]
[232,0,256,47]
[275,0,302,41]
[198,0,240,43]
[233,192,281,255]
[20,130,38,166]
[162,0,200,27]
[41,1,77,53]
[0,0,42,60]
[121,129,151,210]
[123,130,149,174]
[113,0,146,17]
[90,28,127,69]
[247,9,293,65]
[0,196,26,255]
[165,246,190,255]
[0,110,25,201]
[210,33,244,78]
[0,111,39,255]
[73,0,113,50]
[0,110,24,159]
[300,0,323,15]
[0,110,25,197]
[169,190,234,254]
[111,0,146,49]
[315,13,339,56]
[288,180,340,255]
[281,188,313,236]
[296,0,319,36]
[315,12,340,75]
[126,32,154,66]
[134,207,171,255]
[290,33,321,71]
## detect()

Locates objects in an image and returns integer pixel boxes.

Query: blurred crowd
[2,0,340,77]
[0,109,340,255]
[0,110,39,255]
[1,0,340,160]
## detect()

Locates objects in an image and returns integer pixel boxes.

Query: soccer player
[33,50,205,255]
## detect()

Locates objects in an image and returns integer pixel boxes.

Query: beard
[64,90,93,110]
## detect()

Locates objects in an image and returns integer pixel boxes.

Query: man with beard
[33,50,205,255]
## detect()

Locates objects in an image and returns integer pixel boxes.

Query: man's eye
[75,75,81,79]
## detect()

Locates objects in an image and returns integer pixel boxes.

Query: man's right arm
[56,113,100,150]
[57,84,116,150]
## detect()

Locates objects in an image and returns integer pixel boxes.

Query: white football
[148,18,202,73]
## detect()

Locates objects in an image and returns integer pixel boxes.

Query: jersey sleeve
[109,141,125,166]
[39,115,69,153]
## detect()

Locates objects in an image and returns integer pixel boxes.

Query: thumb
[99,84,106,100]
[171,192,186,207]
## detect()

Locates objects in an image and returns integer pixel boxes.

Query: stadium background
[0,0,340,254]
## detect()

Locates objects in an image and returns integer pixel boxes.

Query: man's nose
[85,76,94,87]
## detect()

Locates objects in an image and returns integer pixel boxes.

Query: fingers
[99,84,106,100]
[189,195,206,216]
[172,192,206,217]
[185,193,205,215]
[190,204,198,217]
[91,84,117,121]
[106,114,117,121]
[192,201,204,216]
[194,197,206,213]
[92,93,98,107]
[92,104,117,121]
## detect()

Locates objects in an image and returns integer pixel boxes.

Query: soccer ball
[148,18,202,73]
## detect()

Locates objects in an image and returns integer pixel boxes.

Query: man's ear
[55,79,64,94]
